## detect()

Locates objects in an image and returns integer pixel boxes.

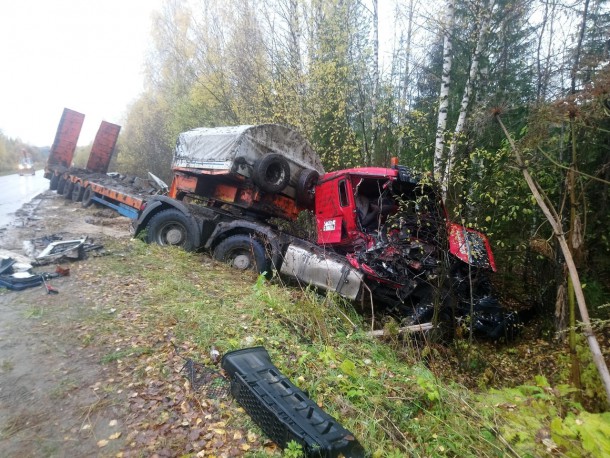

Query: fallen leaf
[109,432,122,440]
[109,419,118,427]
[97,439,109,448]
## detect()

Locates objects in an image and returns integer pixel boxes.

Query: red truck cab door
[315,176,358,244]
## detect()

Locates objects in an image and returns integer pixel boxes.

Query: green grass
[101,347,153,364]
[87,238,609,457]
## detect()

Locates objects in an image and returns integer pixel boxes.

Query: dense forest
[115,0,610,331]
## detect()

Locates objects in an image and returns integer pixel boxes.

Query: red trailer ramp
[87,121,121,174]
[46,108,85,174]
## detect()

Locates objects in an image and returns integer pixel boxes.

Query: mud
[0,191,132,456]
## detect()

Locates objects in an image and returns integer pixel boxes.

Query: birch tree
[433,0,455,192]
[443,0,494,189]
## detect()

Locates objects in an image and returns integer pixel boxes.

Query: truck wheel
[72,182,85,202]
[146,209,199,251]
[63,180,74,199]
[56,176,66,194]
[252,154,290,193]
[50,173,59,191]
[213,235,269,273]
[81,186,95,208]
[296,168,319,206]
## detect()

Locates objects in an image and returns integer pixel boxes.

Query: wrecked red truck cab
[315,165,496,268]
[311,164,508,336]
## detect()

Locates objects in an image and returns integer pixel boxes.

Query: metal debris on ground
[36,238,88,261]
[180,358,230,399]
[23,234,106,264]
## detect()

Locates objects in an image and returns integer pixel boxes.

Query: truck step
[221,346,365,457]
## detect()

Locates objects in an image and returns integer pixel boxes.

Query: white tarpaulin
[173,125,325,182]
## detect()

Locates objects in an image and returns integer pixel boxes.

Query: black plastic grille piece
[222,346,365,457]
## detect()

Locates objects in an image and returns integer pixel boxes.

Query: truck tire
[252,154,290,193]
[72,182,84,202]
[56,176,66,194]
[81,186,95,208]
[296,168,319,206]
[49,173,59,191]
[146,209,199,251]
[63,180,74,199]
[213,235,269,274]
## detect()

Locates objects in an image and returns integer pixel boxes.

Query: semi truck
[45,111,516,338]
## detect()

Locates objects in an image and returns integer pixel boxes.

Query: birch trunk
[398,0,415,154]
[370,0,379,166]
[443,0,493,194]
[434,0,455,186]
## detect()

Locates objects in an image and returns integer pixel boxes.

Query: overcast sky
[0,0,163,147]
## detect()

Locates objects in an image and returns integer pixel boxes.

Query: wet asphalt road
[0,170,49,228]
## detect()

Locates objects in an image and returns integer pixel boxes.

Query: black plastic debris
[0,273,44,291]
[181,358,230,399]
[222,347,365,457]
[0,258,16,276]
[0,257,67,292]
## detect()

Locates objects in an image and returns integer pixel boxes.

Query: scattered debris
[367,322,434,337]
[41,275,59,294]
[18,233,105,265]
[36,238,88,261]
[0,250,72,292]
[0,257,16,275]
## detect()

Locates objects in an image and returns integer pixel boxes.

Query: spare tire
[296,168,319,207]
[252,154,290,193]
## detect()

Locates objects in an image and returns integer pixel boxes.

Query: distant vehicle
[19,149,35,176]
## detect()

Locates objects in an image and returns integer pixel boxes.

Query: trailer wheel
[49,173,59,191]
[81,186,95,208]
[213,235,268,273]
[56,176,66,194]
[63,180,74,199]
[296,168,319,206]
[146,209,199,251]
[252,154,291,193]
[72,182,85,202]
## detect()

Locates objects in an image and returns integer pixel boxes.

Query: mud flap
[222,347,365,457]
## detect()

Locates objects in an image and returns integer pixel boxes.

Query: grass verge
[81,238,608,457]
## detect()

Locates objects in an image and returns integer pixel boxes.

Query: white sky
[0,0,163,147]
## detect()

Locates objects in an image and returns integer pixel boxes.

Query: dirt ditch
[0,191,131,457]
